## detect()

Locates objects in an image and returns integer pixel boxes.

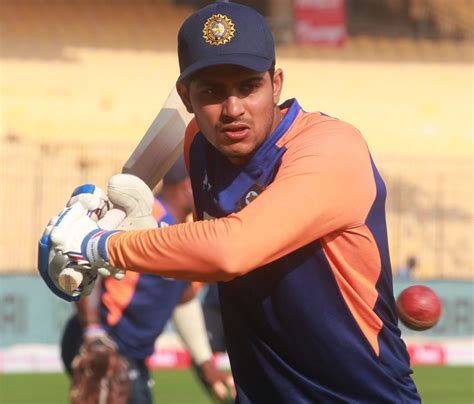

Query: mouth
[221,123,250,141]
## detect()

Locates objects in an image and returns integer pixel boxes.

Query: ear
[176,81,194,113]
[272,68,284,105]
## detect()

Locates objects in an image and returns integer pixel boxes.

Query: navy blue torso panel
[188,99,419,403]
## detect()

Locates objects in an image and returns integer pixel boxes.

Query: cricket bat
[58,88,193,293]
[122,87,192,189]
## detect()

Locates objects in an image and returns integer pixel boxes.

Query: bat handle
[58,266,83,293]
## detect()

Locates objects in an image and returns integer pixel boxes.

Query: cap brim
[178,53,273,81]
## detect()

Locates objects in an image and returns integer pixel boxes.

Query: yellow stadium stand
[1,0,472,279]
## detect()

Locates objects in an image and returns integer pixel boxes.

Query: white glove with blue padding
[38,175,157,301]
[95,173,158,277]
[67,183,128,281]
[52,203,119,270]
[38,184,115,301]
[40,203,121,300]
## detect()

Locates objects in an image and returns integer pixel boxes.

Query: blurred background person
[60,156,234,404]
[396,256,418,281]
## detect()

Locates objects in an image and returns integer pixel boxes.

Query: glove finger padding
[50,204,99,258]
[93,174,158,281]
[70,188,125,282]
[39,222,84,302]
[98,208,126,231]
[77,266,99,297]
[39,204,103,301]
[68,184,110,221]
[97,267,126,280]
[107,174,158,230]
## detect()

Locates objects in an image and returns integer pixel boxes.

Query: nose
[222,95,245,120]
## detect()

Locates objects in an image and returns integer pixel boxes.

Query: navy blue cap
[177,1,275,81]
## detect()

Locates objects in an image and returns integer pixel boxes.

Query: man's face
[177,65,283,165]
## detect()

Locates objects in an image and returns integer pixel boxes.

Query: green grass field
[0,366,472,404]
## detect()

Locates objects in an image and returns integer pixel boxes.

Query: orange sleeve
[108,116,376,282]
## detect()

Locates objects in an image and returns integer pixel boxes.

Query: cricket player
[60,158,234,403]
[41,2,421,402]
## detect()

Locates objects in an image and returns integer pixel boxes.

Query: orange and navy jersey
[100,197,189,360]
[108,99,419,401]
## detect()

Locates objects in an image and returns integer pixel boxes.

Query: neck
[273,105,283,131]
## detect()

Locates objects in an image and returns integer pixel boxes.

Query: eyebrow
[242,76,265,83]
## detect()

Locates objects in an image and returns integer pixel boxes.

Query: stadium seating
[0,0,193,54]
[1,0,472,279]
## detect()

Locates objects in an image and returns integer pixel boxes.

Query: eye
[241,81,261,95]
[199,86,224,98]
[201,87,215,95]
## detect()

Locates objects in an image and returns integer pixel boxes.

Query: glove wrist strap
[82,230,121,268]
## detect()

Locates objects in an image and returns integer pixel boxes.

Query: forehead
[190,64,267,84]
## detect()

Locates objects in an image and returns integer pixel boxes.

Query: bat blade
[59,88,191,294]
[122,87,192,189]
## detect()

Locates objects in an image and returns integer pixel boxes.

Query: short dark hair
[268,61,276,81]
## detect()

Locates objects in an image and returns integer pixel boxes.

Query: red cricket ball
[396,285,442,331]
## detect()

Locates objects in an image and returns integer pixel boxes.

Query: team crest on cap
[203,14,235,46]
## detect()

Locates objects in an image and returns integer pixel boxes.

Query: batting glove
[67,183,128,280]
[39,203,121,301]
[38,183,122,301]
[96,173,158,278]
